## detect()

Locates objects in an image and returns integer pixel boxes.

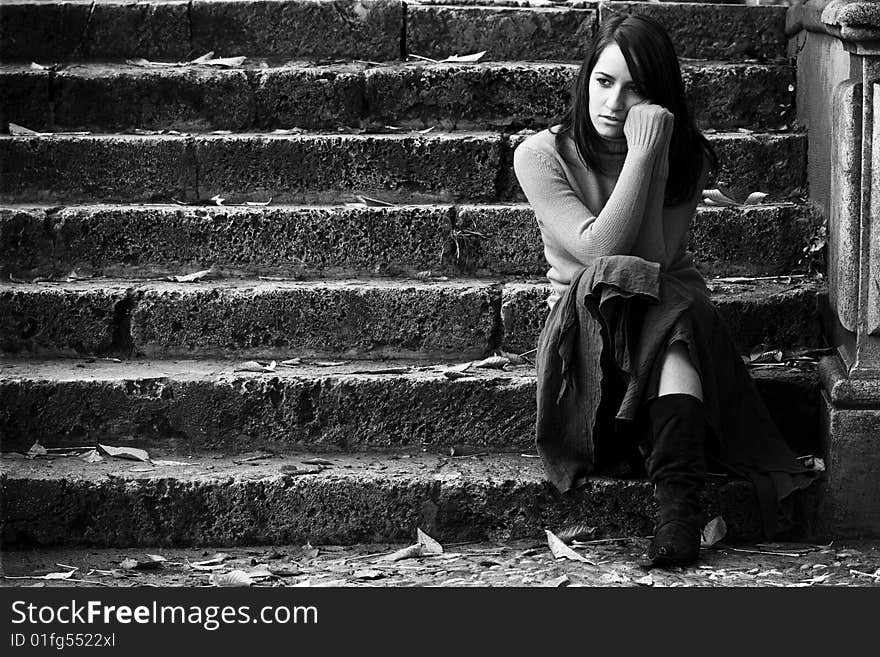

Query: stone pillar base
[818,355,880,537]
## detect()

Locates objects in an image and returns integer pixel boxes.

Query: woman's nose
[605,86,625,111]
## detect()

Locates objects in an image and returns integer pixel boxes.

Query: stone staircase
[0,0,828,548]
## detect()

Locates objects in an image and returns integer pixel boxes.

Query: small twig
[849,569,880,580]
[724,547,804,557]
[518,348,537,357]
[407,54,440,63]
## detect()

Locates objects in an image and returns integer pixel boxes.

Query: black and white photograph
[1,0,879,647]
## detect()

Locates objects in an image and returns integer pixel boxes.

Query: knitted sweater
[513,126,708,309]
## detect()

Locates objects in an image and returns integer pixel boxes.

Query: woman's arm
[513,107,671,263]
[631,126,672,265]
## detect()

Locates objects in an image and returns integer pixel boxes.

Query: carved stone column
[788,0,880,536]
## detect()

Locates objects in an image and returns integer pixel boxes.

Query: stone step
[0,358,822,458]
[0,60,794,133]
[410,1,787,61]
[0,1,786,63]
[0,131,807,204]
[1,450,770,547]
[0,202,822,281]
[0,277,825,358]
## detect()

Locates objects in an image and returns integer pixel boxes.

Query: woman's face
[588,43,646,139]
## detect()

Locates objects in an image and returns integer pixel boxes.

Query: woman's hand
[623,102,674,154]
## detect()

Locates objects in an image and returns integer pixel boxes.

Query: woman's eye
[596,78,611,87]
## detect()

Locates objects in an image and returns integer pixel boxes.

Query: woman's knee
[658,342,703,399]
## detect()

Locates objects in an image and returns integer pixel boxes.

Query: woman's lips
[600,115,623,124]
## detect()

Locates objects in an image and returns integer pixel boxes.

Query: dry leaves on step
[313,361,350,367]
[302,458,334,466]
[8,122,90,137]
[635,574,655,587]
[210,570,254,587]
[700,516,727,548]
[127,52,246,68]
[353,569,386,580]
[234,360,277,373]
[545,530,597,564]
[98,444,150,462]
[545,574,570,587]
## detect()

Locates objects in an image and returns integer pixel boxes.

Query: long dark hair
[552,13,716,206]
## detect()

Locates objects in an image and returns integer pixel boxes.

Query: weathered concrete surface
[819,394,880,538]
[0,0,191,61]
[1,61,793,133]
[193,133,504,204]
[0,133,503,204]
[0,131,804,203]
[504,132,808,201]
[500,278,826,355]
[255,65,366,130]
[0,359,821,458]
[0,136,197,203]
[50,65,256,133]
[599,2,788,61]
[189,0,404,61]
[406,5,596,61]
[0,452,764,547]
[0,279,501,358]
[0,204,455,280]
[0,285,133,357]
[129,279,501,358]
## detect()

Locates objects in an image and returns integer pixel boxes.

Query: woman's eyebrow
[593,69,614,79]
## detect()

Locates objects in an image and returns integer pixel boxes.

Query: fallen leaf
[268,564,303,577]
[353,569,385,580]
[700,516,727,547]
[442,370,473,380]
[545,530,596,564]
[749,346,783,364]
[280,464,324,475]
[234,360,277,373]
[27,442,48,458]
[189,51,215,64]
[125,58,177,68]
[271,128,306,135]
[801,574,831,585]
[211,570,254,587]
[300,543,319,560]
[120,558,139,570]
[498,350,526,365]
[743,192,768,205]
[356,194,395,207]
[190,553,230,568]
[418,126,435,135]
[635,574,654,586]
[210,194,225,206]
[98,444,150,462]
[313,361,349,367]
[42,570,77,580]
[79,449,104,464]
[379,544,424,562]
[279,358,302,367]
[199,55,247,67]
[555,523,598,544]
[245,198,272,206]
[441,50,486,63]
[188,562,225,572]
[417,528,443,555]
[473,356,509,369]
[151,459,188,466]
[301,458,334,466]
[9,122,41,135]
[30,62,50,70]
[246,566,276,580]
[702,188,740,207]
[168,269,218,283]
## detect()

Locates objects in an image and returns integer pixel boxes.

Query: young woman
[513,13,817,567]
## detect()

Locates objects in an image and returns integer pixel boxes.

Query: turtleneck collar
[597,136,628,155]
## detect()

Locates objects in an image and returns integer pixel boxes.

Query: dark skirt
[535,255,817,538]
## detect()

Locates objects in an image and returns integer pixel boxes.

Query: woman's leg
[646,341,707,566]
[658,341,703,399]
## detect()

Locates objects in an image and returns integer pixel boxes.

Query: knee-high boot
[645,393,707,566]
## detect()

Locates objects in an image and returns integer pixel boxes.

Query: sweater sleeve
[513,143,656,262]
